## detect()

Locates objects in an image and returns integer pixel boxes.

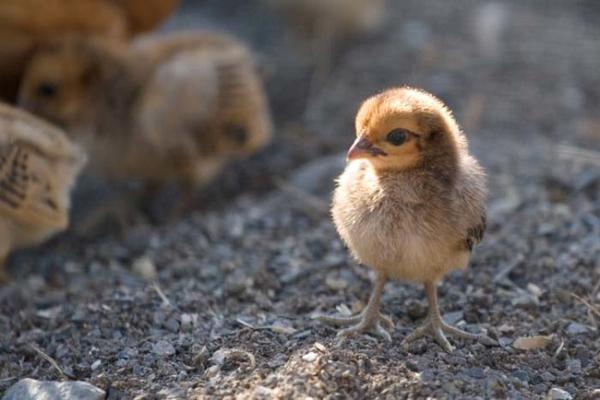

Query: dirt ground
[1,1,599,399]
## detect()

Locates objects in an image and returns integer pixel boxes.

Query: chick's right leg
[316,273,394,343]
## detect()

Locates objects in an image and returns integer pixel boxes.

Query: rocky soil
[1,0,599,399]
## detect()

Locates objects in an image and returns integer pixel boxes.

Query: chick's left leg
[316,273,394,343]
[404,282,481,352]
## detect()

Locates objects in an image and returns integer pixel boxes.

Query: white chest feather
[331,161,470,283]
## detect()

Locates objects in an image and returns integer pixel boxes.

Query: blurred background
[159,0,600,209]
[1,0,599,398]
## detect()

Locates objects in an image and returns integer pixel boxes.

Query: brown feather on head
[17,36,130,131]
[349,87,466,172]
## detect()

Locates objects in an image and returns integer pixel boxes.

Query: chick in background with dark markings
[0,103,86,283]
[0,0,180,103]
[318,87,490,352]
[17,32,273,223]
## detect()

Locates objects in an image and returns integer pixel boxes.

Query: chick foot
[404,314,480,352]
[404,282,484,352]
[317,309,394,343]
[316,273,393,343]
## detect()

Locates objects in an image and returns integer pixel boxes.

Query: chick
[266,0,386,46]
[0,0,179,102]
[111,0,180,34]
[18,32,272,220]
[265,0,386,76]
[0,0,128,102]
[318,87,488,351]
[0,103,85,282]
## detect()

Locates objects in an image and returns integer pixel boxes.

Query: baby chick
[0,103,85,282]
[266,0,386,45]
[266,0,386,74]
[319,87,488,352]
[0,0,179,102]
[18,32,272,219]
[0,0,128,102]
[111,0,180,34]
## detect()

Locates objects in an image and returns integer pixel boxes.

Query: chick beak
[347,135,386,160]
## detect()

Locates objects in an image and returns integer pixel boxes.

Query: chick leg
[316,273,394,342]
[404,282,481,352]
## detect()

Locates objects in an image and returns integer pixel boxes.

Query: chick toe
[403,282,486,352]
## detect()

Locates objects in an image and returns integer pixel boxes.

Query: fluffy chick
[0,0,128,102]
[110,0,180,34]
[266,0,386,44]
[319,87,488,351]
[18,32,272,218]
[0,103,85,282]
[265,0,386,87]
[0,0,179,102]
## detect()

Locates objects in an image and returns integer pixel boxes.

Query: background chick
[0,103,85,283]
[318,87,488,351]
[264,0,387,91]
[0,0,179,102]
[18,32,273,222]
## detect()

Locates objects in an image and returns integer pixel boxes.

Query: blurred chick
[318,87,488,351]
[0,103,85,283]
[18,32,272,221]
[111,0,180,34]
[0,0,179,102]
[265,0,386,76]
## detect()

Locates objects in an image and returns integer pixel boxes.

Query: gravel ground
[1,1,599,399]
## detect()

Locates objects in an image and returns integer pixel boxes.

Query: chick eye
[37,83,58,98]
[386,129,408,146]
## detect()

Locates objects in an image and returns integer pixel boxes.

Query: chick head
[18,37,109,130]
[350,87,465,171]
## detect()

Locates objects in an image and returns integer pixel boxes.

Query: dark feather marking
[465,212,486,251]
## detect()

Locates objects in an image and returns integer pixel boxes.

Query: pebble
[2,378,105,400]
[443,311,464,325]
[302,352,318,362]
[548,388,573,400]
[152,340,176,357]
[565,322,588,336]
[566,359,582,375]
[131,256,157,279]
[466,367,485,379]
[512,370,529,383]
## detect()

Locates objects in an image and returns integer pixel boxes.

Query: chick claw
[316,311,394,343]
[403,316,481,352]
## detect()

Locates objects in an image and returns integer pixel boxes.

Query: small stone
[314,342,327,353]
[548,387,572,400]
[443,311,464,325]
[151,340,175,357]
[419,369,435,383]
[565,322,588,336]
[541,371,556,382]
[302,352,318,362]
[467,367,485,379]
[90,359,101,371]
[512,370,529,383]
[566,359,582,375]
[511,295,539,310]
[532,383,548,394]
[131,256,157,279]
[405,360,419,372]
[3,378,105,400]
[406,300,427,319]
